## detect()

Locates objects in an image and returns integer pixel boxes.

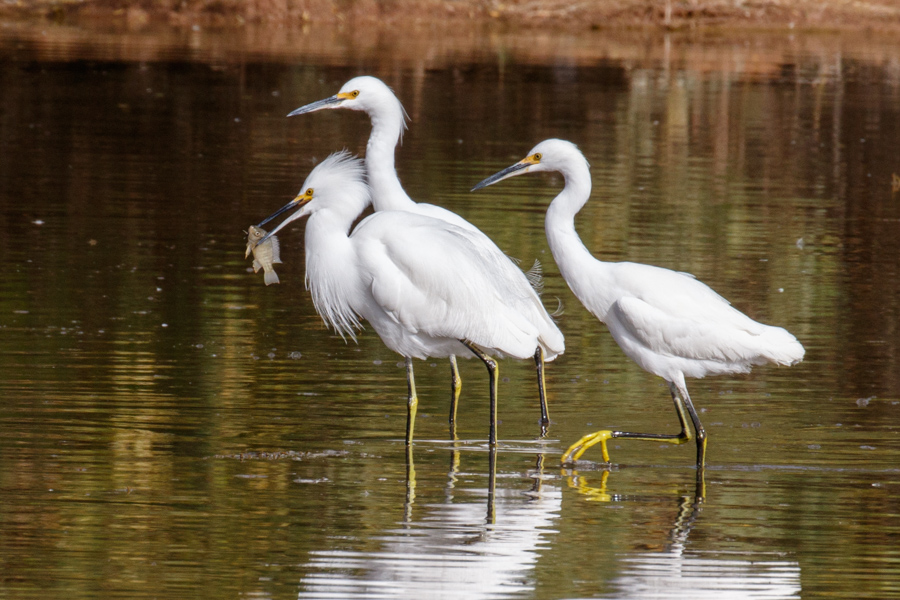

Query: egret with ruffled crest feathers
[287,76,564,434]
[254,151,562,447]
[472,139,805,469]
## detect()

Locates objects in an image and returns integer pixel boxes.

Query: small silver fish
[245,225,282,286]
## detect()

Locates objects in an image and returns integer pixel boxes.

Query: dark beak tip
[286,96,341,118]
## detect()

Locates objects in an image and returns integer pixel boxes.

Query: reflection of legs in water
[561,380,708,470]
[404,442,416,524]
[530,453,546,495]
[670,491,704,547]
[564,463,706,504]
[446,437,461,500]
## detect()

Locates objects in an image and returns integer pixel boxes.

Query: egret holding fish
[287,76,564,433]
[472,139,805,469]
[252,151,560,446]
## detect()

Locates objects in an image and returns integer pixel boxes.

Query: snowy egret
[255,151,560,447]
[287,76,564,433]
[472,139,805,468]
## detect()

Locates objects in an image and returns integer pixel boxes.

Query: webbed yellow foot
[561,430,613,463]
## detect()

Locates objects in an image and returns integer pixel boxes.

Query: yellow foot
[561,430,613,464]
[566,470,611,502]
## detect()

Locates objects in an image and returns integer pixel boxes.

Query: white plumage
[256,151,561,446]
[473,139,804,468]
[287,76,564,433]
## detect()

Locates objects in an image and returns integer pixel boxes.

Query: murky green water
[1,22,899,599]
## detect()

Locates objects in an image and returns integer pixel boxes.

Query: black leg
[449,355,461,436]
[405,357,418,447]
[460,340,499,445]
[534,346,550,434]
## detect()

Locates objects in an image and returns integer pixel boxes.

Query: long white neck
[305,209,356,256]
[544,161,617,321]
[365,102,416,212]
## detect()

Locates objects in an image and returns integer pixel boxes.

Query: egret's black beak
[471,159,535,191]
[254,193,311,246]
[287,95,343,117]
[256,198,298,229]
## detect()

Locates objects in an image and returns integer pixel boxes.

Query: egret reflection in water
[299,454,801,600]
[608,548,801,600]
[299,447,562,600]
[565,469,800,599]
[607,491,800,600]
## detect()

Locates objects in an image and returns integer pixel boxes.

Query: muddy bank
[4,0,900,32]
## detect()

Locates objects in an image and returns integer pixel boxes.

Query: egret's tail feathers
[540,341,564,362]
[761,326,805,366]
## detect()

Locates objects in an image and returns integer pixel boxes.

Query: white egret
[472,139,805,468]
[255,151,561,446]
[287,76,564,433]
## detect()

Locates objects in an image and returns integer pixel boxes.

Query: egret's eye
[532,153,542,162]
[349,90,360,98]
[305,188,314,197]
